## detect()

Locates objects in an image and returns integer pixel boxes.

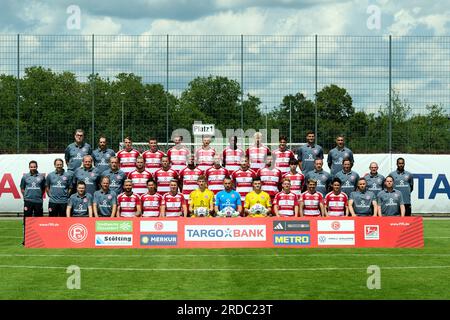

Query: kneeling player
[161,179,187,217]
[244,177,272,217]
[215,177,242,217]
[189,176,214,217]
[141,179,163,217]
[299,179,326,217]
[324,178,349,217]
[273,178,299,217]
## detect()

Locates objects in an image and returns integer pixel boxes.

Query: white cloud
[82,16,122,34]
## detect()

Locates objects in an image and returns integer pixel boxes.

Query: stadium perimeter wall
[0,154,448,214]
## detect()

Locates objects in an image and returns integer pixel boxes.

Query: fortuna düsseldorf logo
[154,222,164,231]
[331,221,341,231]
[68,224,88,243]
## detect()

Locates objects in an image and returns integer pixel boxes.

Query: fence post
[315,34,318,144]
[388,35,392,156]
[166,34,169,147]
[91,34,95,147]
[16,34,20,153]
[241,34,244,130]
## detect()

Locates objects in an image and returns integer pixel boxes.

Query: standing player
[179,155,203,201]
[142,137,166,175]
[127,156,152,196]
[273,178,299,217]
[299,179,326,217]
[327,135,354,177]
[167,135,190,173]
[223,135,244,174]
[141,179,163,217]
[364,162,385,197]
[66,181,93,217]
[92,136,116,174]
[101,156,126,196]
[73,155,100,196]
[65,129,92,172]
[389,158,414,216]
[189,176,215,217]
[283,159,305,197]
[232,157,257,204]
[377,176,405,217]
[154,156,179,195]
[334,159,359,197]
[297,130,323,176]
[195,136,216,172]
[117,179,142,217]
[305,159,332,197]
[46,158,73,217]
[215,177,242,217]
[257,155,282,201]
[161,179,187,217]
[272,135,295,175]
[93,176,117,217]
[324,178,349,217]
[246,132,271,171]
[205,155,230,195]
[244,178,272,217]
[116,136,140,176]
[349,178,378,217]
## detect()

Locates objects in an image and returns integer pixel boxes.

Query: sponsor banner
[317,220,355,232]
[24,217,423,248]
[318,234,356,246]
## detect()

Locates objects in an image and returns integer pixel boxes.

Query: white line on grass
[0,265,449,272]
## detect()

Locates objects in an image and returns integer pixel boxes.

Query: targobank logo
[184,225,266,241]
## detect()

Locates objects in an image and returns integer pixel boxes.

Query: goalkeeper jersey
[244,191,272,209]
[189,188,215,210]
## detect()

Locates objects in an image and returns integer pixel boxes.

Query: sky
[1,0,449,114]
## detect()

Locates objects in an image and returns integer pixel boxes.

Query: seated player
[299,179,326,217]
[244,177,272,217]
[161,179,187,217]
[215,177,242,218]
[141,179,163,217]
[66,181,93,217]
[117,179,142,217]
[324,178,349,217]
[273,178,299,217]
[189,176,215,217]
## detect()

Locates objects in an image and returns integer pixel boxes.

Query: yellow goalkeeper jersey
[244,191,272,209]
[189,188,215,210]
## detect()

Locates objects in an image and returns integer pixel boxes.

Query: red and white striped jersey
[273,191,299,216]
[117,192,141,217]
[162,192,186,217]
[222,147,244,173]
[153,168,178,195]
[195,148,216,172]
[179,167,203,200]
[300,191,323,216]
[272,149,296,174]
[117,149,140,175]
[140,192,163,217]
[127,169,152,196]
[246,145,270,171]
[324,191,348,217]
[282,172,305,196]
[257,167,282,198]
[205,166,229,194]
[142,150,166,174]
[232,169,257,201]
[167,147,190,172]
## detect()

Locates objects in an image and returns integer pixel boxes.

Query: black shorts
[23,201,43,218]
[48,202,67,217]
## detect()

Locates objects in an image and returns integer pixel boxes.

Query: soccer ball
[194,207,209,217]
[218,206,240,218]
[249,204,267,217]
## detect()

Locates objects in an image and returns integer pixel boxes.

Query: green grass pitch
[0,219,449,300]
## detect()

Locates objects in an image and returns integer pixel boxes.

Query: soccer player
[189,176,215,217]
[66,181,93,217]
[324,178,349,217]
[334,159,360,197]
[101,156,126,195]
[377,176,405,217]
[195,136,216,172]
[349,178,378,217]
[167,135,190,173]
[283,159,305,197]
[364,162,385,197]
[179,155,203,200]
[141,179,163,217]
[65,129,92,172]
[154,156,179,195]
[257,154,282,200]
[304,159,332,197]
[272,135,296,174]
[161,179,187,217]
[232,157,257,203]
[116,136,140,175]
[297,130,324,176]
[205,155,229,195]
[246,132,271,171]
[92,136,116,174]
[117,179,142,217]
[93,176,117,217]
[142,137,166,175]
[244,177,272,217]
[389,158,414,216]
[299,179,326,217]
[215,177,242,216]
[73,155,100,196]
[273,178,299,217]
[127,156,152,196]
[327,135,354,177]
[46,158,73,217]
[223,135,244,174]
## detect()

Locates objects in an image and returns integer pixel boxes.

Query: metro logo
[185,225,266,241]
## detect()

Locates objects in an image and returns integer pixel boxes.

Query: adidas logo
[274,223,285,230]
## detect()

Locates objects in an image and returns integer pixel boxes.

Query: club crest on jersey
[83,198,88,203]
[108,195,112,200]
